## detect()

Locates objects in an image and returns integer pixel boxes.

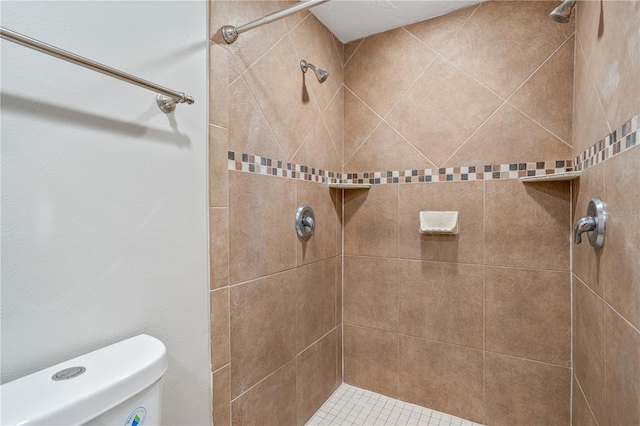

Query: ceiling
[310,0,483,43]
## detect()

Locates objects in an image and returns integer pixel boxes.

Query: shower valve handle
[574,216,596,244]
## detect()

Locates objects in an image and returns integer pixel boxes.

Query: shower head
[550,0,577,23]
[300,60,329,83]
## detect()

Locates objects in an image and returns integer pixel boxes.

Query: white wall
[0,2,211,425]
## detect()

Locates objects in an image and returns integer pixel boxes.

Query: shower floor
[306,384,484,426]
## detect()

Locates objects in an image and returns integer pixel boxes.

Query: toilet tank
[0,334,168,426]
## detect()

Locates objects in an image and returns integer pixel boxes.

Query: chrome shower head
[550,0,577,23]
[300,60,329,83]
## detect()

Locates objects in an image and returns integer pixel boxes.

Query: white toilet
[0,334,167,426]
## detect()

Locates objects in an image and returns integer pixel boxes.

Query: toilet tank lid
[0,334,167,426]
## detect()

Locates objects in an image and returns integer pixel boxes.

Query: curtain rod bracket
[221,0,330,44]
[221,26,239,44]
[1,27,195,114]
[156,93,194,114]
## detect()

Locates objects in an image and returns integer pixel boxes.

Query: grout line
[343,254,571,274]
[230,325,341,404]
[438,99,507,168]
[342,38,364,68]
[507,102,574,150]
[574,374,601,426]
[228,256,335,289]
[344,321,574,370]
[574,274,640,336]
[239,74,287,159]
[212,363,230,375]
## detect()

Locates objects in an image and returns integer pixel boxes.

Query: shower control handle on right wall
[574,197,606,249]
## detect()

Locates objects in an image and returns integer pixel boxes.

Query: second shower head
[550,0,577,23]
[300,60,329,83]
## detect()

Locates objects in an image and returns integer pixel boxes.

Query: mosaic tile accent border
[227,114,638,185]
[341,161,572,185]
[574,114,638,171]
[227,151,340,184]
[227,150,572,184]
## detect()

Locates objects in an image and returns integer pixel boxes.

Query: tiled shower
[209,1,639,425]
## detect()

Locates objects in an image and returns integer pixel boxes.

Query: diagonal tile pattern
[344,28,437,117]
[439,1,574,99]
[243,36,322,160]
[386,56,503,167]
[343,1,575,170]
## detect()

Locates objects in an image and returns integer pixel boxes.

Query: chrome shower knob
[295,205,315,239]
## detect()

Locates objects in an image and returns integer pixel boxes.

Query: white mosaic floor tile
[305,384,484,426]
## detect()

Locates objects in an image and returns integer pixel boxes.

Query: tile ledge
[328,183,372,189]
[520,171,581,182]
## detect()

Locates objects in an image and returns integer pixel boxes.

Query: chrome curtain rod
[0,27,194,113]
[221,0,330,44]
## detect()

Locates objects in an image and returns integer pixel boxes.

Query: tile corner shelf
[520,171,581,182]
[328,183,372,189]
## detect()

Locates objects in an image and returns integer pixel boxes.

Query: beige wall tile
[440,1,574,99]
[210,208,229,289]
[211,287,230,371]
[277,0,310,32]
[344,122,435,173]
[335,189,343,256]
[485,353,571,426]
[343,39,363,66]
[336,256,342,325]
[243,36,322,160]
[229,271,296,397]
[210,43,229,128]
[332,34,344,67]
[336,325,343,385]
[344,185,398,258]
[572,162,605,296]
[404,4,478,53]
[573,41,611,156]
[399,336,484,424]
[291,15,343,112]
[399,260,483,349]
[228,171,295,284]
[209,1,229,45]
[398,182,484,264]
[573,276,606,424]
[296,331,338,426]
[295,258,336,352]
[343,256,398,332]
[210,125,229,208]
[214,365,231,426]
[231,360,297,426]
[227,2,289,76]
[485,179,570,270]
[228,77,285,161]
[577,0,640,128]
[323,87,344,165]
[343,325,399,398]
[605,305,640,426]
[445,103,572,168]
[485,267,571,366]
[296,180,339,265]
[612,40,640,130]
[343,89,382,165]
[603,146,640,329]
[344,28,436,117]
[509,36,575,145]
[572,377,598,426]
[387,56,503,167]
[292,118,341,174]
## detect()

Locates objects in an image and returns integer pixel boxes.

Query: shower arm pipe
[221,0,331,44]
[0,27,194,114]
